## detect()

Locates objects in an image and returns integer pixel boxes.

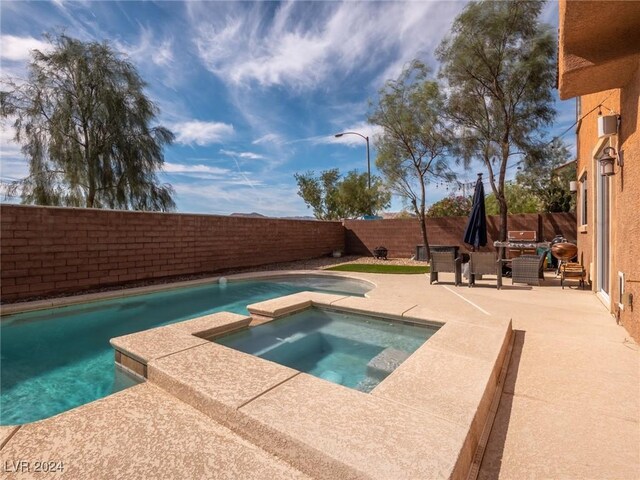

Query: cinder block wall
[0,205,344,301]
[344,213,577,258]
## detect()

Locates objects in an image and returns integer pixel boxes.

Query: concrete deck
[362,271,640,479]
[1,270,638,479]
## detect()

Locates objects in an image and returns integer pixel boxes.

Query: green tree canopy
[294,168,391,220]
[1,34,175,210]
[437,0,556,243]
[368,60,454,260]
[485,182,541,215]
[426,195,472,218]
[516,138,575,213]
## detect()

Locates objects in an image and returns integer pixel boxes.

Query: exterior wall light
[598,146,617,176]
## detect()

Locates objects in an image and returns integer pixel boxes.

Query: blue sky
[0,0,576,217]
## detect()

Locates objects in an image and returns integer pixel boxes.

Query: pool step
[366,348,410,381]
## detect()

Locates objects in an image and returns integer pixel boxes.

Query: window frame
[579,172,588,227]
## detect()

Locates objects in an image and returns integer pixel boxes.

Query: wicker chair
[429,251,462,286]
[468,252,499,289]
[511,254,546,286]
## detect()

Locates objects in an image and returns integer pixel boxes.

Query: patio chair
[429,251,462,286]
[511,254,546,286]
[468,252,499,289]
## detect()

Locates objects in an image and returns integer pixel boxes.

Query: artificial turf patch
[325,264,430,274]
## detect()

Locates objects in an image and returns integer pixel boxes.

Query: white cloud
[325,122,385,147]
[0,35,51,61]
[173,120,234,146]
[219,149,267,160]
[163,162,230,176]
[0,158,28,182]
[0,120,28,199]
[171,181,305,217]
[0,121,26,178]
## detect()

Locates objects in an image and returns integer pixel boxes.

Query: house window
[579,173,588,226]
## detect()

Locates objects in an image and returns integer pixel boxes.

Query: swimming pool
[216,308,438,392]
[0,276,370,425]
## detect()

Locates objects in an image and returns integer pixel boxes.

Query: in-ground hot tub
[216,307,440,392]
[111,290,512,479]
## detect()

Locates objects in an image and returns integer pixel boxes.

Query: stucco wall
[615,62,640,340]
[575,62,640,341]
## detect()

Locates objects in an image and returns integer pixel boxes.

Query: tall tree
[516,138,575,213]
[294,168,390,220]
[1,34,175,210]
[369,60,453,261]
[437,0,556,243]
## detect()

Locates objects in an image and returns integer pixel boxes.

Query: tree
[294,168,390,220]
[1,34,175,210]
[485,182,541,215]
[426,195,472,218]
[516,138,575,212]
[437,0,556,244]
[369,61,453,261]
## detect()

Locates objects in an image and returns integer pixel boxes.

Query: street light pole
[334,131,370,190]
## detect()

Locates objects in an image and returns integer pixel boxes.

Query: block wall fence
[0,205,344,302]
[0,205,576,302]
[344,212,577,258]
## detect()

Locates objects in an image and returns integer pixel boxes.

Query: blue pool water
[217,308,439,392]
[0,276,370,425]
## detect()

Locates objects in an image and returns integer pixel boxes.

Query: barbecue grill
[493,231,547,258]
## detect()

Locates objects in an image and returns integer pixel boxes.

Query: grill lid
[507,230,537,242]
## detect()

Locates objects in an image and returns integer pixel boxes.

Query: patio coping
[108,291,511,479]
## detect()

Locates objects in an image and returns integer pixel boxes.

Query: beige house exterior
[558,0,640,341]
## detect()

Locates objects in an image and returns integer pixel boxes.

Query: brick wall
[0,205,344,302]
[344,212,577,257]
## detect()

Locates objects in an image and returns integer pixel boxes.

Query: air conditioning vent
[598,115,618,138]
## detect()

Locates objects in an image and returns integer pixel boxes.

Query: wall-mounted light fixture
[569,181,578,193]
[598,146,618,176]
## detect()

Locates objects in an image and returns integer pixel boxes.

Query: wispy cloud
[252,133,284,146]
[172,120,234,146]
[115,27,174,68]
[219,149,267,160]
[189,1,465,91]
[183,0,466,193]
[163,161,230,177]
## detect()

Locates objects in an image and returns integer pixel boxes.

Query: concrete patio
[1,269,638,479]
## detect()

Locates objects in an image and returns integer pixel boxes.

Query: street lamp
[334,131,370,189]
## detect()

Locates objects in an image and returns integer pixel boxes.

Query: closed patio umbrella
[462,173,487,250]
